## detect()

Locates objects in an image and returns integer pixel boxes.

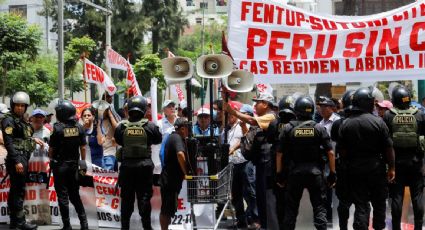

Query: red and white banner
[71,100,91,120]
[107,48,128,71]
[126,64,142,96]
[228,0,425,83]
[84,58,117,95]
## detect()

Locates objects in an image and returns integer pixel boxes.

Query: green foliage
[64,36,96,77]
[6,55,57,107]
[133,54,165,93]
[0,13,42,100]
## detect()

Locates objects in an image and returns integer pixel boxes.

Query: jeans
[103,155,116,171]
[244,161,258,224]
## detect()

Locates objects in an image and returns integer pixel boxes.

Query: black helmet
[127,96,147,117]
[341,90,355,109]
[294,96,314,119]
[278,95,296,122]
[391,86,411,109]
[352,87,374,113]
[10,91,30,112]
[55,99,76,122]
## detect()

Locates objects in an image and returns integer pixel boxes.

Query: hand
[229,148,235,155]
[33,137,45,147]
[387,168,395,183]
[15,163,24,174]
[222,102,231,113]
[327,172,337,188]
[276,171,287,188]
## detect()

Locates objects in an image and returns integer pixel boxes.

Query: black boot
[142,219,153,230]
[9,216,17,229]
[61,219,72,230]
[78,214,89,230]
[16,220,37,230]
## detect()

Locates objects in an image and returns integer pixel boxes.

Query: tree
[133,54,165,93]
[6,55,58,107]
[0,13,42,102]
[142,0,188,54]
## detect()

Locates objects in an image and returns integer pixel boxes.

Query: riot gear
[278,95,296,122]
[121,119,150,159]
[10,92,30,112]
[352,88,374,113]
[391,86,411,110]
[341,90,355,109]
[128,96,147,116]
[294,96,314,119]
[55,100,76,122]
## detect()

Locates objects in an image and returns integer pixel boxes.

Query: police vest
[390,107,418,149]
[55,122,81,161]
[2,113,35,154]
[288,120,322,163]
[121,119,150,159]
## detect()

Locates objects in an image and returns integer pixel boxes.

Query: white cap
[196,108,211,116]
[162,100,176,109]
[179,100,187,109]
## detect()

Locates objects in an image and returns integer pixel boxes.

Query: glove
[79,160,87,176]
[327,172,337,187]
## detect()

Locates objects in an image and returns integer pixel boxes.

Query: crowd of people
[0,84,424,230]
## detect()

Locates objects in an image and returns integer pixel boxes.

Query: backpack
[159,133,170,167]
[390,107,419,149]
[240,125,267,162]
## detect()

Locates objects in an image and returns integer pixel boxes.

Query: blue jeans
[91,154,104,168]
[103,155,117,171]
[244,161,258,224]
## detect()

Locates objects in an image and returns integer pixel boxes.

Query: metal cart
[185,164,235,230]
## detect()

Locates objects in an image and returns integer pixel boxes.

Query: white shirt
[158,116,176,137]
[222,122,246,164]
[319,113,340,137]
[33,126,51,142]
[101,119,116,156]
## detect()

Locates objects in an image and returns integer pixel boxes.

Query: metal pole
[201,0,205,55]
[58,0,64,100]
[106,14,111,77]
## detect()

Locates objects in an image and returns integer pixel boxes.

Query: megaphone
[92,100,110,120]
[161,57,194,83]
[196,54,233,79]
[223,70,254,93]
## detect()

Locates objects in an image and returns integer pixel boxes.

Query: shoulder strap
[390,107,418,115]
[295,120,316,129]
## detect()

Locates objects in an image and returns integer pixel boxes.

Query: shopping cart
[185,164,236,230]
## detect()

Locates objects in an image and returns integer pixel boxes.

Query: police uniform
[383,95,424,230]
[1,112,37,229]
[114,118,162,230]
[338,87,394,230]
[49,103,88,230]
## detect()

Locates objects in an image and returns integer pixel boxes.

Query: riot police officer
[114,96,162,230]
[1,92,41,230]
[48,100,88,230]
[278,96,336,230]
[383,86,424,230]
[338,87,395,230]
[331,90,371,230]
[271,95,296,230]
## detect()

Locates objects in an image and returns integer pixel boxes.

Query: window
[200,2,208,9]
[196,18,202,24]
[9,5,27,18]
[209,18,215,21]
[186,0,195,6]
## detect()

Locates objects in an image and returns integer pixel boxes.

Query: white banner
[228,0,425,83]
[127,64,142,96]
[107,48,128,71]
[83,58,117,95]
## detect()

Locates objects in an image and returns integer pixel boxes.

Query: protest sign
[83,58,117,95]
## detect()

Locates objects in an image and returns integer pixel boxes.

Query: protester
[99,104,118,170]
[31,109,51,142]
[0,103,10,165]
[159,118,190,230]
[376,100,393,118]
[158,100,177,137]
[44,112,54,132]
[81,108,104,168]
[177,100,188,119]
[224,92,277,229]
[193,108,220,136]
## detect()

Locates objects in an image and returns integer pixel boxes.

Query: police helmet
[278,95,296,120]
[352,87,374,113]
[341,90,355,110]
[55,99,76,122]
[127,96,147,117]
[294,96,315,119]
[10,91,30,111]
[391,86,411,110]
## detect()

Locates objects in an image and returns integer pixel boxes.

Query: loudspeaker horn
[161,57,194,82]
[223,70,254,93]
[196,54,233,79]
[92,100,110,120]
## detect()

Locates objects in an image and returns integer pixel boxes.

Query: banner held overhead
[228,0,425,83]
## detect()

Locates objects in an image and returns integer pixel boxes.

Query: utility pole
[58,0,64,99]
